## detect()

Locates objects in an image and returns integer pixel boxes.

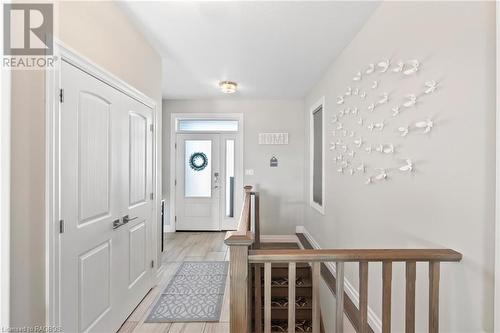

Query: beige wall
[303,2,495,332]
[10,1,161,325]
[55,1,161,102]
[162,99,305,234]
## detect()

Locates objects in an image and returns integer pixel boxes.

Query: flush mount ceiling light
[219,81,238,94]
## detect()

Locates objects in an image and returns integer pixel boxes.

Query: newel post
[224,185,254,333]
[225,232,254,333]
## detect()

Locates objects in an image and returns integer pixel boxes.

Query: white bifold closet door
[59,60,153,333]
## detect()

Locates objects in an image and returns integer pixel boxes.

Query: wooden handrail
[224,185,254,246]
[248,248,462,263]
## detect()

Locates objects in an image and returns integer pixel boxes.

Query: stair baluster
[405,261,417,333]
[336,262,345,333]
[264,262,272,333]
[359,262,369,333]
[288,262,296,333]
[429,262,440,333]
[312,262,321,333]
[382,262,392,333]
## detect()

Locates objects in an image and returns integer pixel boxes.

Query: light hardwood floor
[119,232,230,333]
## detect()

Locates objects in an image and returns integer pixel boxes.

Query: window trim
[176,119,239,132]
[309,97,325,215]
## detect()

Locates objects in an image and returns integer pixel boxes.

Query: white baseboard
[295,226,305,234]
[163,224,175,233]
[260,234,300,243]
[296,226,382,333]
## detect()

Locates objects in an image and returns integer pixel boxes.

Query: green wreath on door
[189,152,208,171]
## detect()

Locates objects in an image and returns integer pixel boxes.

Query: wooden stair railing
[225,186,463,333]
[225,186,257,333]
[248,249,462,333]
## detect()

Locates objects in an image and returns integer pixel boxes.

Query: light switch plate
[245,169,254,176]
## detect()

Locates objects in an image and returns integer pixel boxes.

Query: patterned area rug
[146,261,229,322]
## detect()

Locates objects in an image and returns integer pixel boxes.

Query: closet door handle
[122,215,138,224]
[112,219,124,229]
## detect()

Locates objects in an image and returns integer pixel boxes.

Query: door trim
[168,113,244,233]
[0,2,11,323]
[45,41,160,326]
[495,2,500,330]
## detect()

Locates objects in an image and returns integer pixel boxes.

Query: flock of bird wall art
[329,59,438,185]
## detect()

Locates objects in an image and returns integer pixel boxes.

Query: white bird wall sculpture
[376,144,394,154]
[399,159,414,172]
[398,126,409,137]
[378,93,389,105]
[392,105,401,117]
[331,58,435,185]
[414,119,433,133]
[357,163,366,173]
[403,60,419,75]
[374,169,388,181]
[424,80,438,94]
[392,61,404,73]
[377,59,391,73]
[354,138,363,148]
[365,63,375,74]
[403,94,417,108]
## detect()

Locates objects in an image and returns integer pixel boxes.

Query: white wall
[303,2,495,332]
[163,99,305,234]
[10,1,162,325]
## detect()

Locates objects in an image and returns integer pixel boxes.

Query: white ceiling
[121,1,379,99]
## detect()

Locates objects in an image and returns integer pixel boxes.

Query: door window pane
[178,120,238,132]
[225,140,235,217]
[312,106,323,206]
[185,140,212,197]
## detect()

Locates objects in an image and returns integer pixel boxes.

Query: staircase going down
[251,243,324,333]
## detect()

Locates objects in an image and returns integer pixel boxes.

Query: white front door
[60,60,153,332]
[175,133,221,230]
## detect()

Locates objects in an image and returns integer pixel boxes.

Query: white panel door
[175,134,220,230]
[114,97,153,322]
[60,61,153,332]
[60,61,119,333]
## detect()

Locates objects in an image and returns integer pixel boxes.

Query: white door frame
[169,113,244,232]
[495,2,500,331]
[45,41,161,326]
[0,1,11,324]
